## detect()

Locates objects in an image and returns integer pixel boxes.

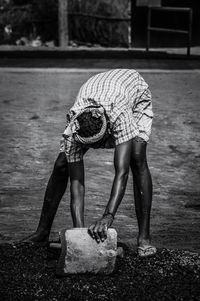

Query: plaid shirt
[60,69,153,162]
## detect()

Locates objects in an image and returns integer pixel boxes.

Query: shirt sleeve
[133,88,153,120]
[60,110,83,163]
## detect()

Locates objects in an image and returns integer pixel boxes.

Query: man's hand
[88,213,114,243]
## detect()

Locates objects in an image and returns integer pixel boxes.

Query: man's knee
[53,153,68,175]
[131,138,147,171]
[132,154,147,172]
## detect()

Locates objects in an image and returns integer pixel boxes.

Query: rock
[30,114,40,120]
[117,246,124,258]
[185,199,200,210]
[56,228,118,275]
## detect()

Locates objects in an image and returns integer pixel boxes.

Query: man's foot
[20,231,49,245]
[137,237,157,258]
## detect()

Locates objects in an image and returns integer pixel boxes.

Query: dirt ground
[0,62,200,300]
[1,242,200,301]
[0,66,199,252]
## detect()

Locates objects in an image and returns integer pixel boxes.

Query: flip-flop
[137,245,157,258]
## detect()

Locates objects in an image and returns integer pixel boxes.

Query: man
[27,69,156,257]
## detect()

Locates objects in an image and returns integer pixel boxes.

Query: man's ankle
[35,228,50,238]
[137,235,151,245]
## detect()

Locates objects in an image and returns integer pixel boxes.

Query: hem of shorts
[115,133,149,145]
[66,157,83,163]
[137,132,150,142]
[59,151,83,163]
[115,133,138,145]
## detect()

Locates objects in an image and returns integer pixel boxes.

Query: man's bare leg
[69,160,86,228]
[26,152,69,243]
[130,138,156,256]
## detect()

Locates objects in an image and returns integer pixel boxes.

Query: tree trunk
[58,0,68,47]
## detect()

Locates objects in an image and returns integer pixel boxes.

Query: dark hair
[77,111,103,138]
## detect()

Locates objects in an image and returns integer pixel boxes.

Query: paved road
[0,66,199,252]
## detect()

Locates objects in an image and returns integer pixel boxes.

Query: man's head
[77,110,103,138]
[63,106,107,145]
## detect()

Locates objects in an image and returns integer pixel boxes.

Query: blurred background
[0,0,199,50]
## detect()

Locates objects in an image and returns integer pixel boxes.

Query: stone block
[56,227,117,275]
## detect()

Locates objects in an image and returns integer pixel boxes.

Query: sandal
[137,245,157,258]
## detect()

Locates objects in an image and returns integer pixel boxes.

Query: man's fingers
[88,224,96,239]
[93,225,101,243]
[88,223,102,242]
[102,224,108,240]
[98,224,108,242]
[88,221,108,243]
[98,225,105,242]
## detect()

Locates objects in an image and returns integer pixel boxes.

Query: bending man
[27,69,156,257]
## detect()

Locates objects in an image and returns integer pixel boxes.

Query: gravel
[1,242,200,301]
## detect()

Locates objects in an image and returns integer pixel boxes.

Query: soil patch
[1,242,200,301]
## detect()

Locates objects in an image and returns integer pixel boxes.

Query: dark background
[0,0,199,47]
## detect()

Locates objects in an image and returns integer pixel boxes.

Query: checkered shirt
[60,69,153,162]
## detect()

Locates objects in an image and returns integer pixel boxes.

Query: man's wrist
[103,212,115,220]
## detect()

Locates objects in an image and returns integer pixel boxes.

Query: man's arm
[88,140,132,242]
[68,160,85,227]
